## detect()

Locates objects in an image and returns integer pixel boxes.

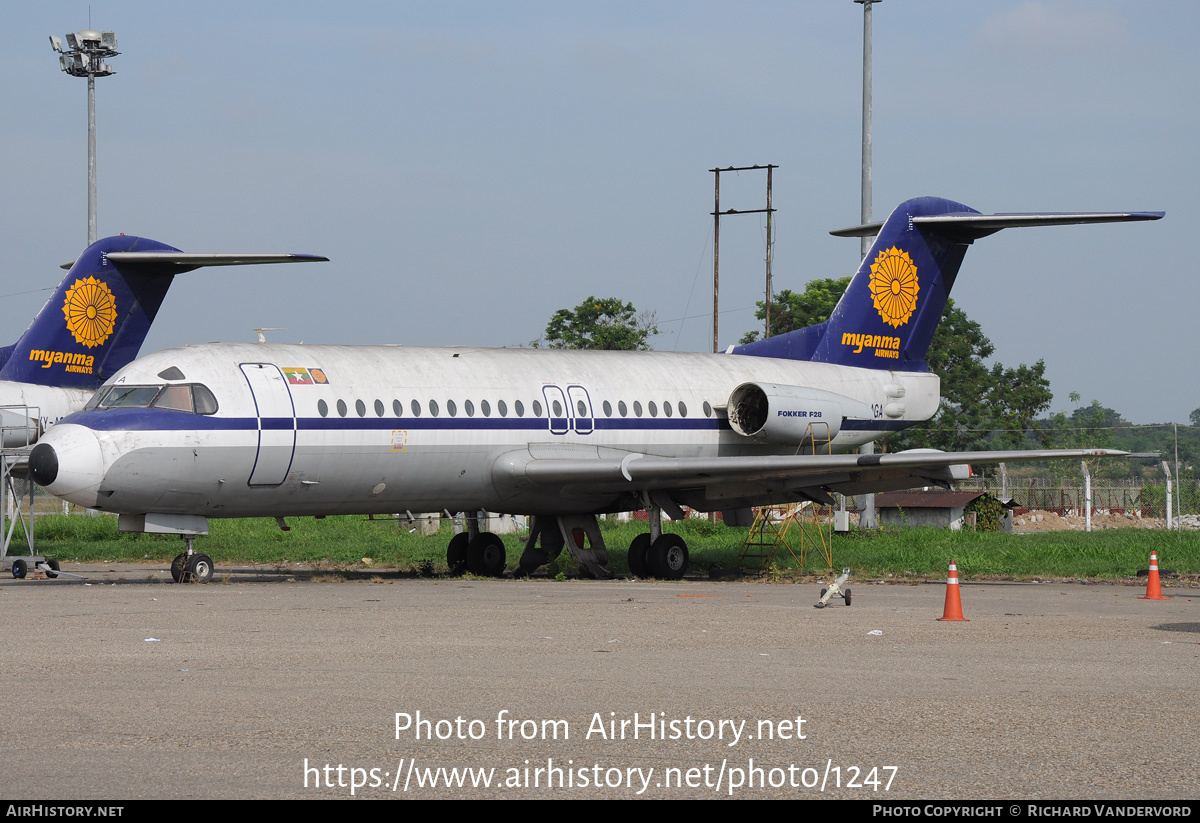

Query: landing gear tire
[541,525,566,564]
[11,559,27,579]
[45,559,60,579]
[627,533,652,578]
[446,532,470,577]
[467,532,506,577]
[647,534,689,580]
[844,589,852,606]
[820,588,827,598]
[185,553,214,584]
[170,554,187,584]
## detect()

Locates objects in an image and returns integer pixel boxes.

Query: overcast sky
[1,1,1194,424]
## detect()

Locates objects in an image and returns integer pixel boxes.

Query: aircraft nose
[29,424,105,505]
[28,443,58,486]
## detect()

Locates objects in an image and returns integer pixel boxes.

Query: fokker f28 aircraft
[29,197,1161,583]
[0,235,328,447]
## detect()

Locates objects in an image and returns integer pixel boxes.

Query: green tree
[739,279,1054,453]
[540,297,658,351]
[1191,407,1200,427]
[739,278,851,344]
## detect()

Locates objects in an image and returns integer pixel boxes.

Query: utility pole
[709,165,778,351]
[50,28,119,246]
[855,0,881,528]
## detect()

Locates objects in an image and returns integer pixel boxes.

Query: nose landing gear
[171,535,215,584]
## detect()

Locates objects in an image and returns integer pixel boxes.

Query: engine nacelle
[0,408,41,448]
[727,382,873,445]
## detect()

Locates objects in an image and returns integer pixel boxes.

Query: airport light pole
[855,0,880,529]
[50,29,119,247]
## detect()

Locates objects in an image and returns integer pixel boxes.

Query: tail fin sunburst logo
[868,247,919,328]
[62,276,118,348]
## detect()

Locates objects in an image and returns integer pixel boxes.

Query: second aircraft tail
[731,196,1162,371]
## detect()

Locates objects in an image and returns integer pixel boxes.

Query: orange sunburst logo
[62,276,117,348]
[868,246,919,328]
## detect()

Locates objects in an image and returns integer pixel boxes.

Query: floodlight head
[101,31,117,49]
[65,32,79,50]
[78,30,102,47]
[49,35,62,52]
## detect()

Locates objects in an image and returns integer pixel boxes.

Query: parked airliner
[28,197,1161,582]
[0,234,327,448]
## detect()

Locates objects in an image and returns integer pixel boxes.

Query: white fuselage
[39,343,940,517]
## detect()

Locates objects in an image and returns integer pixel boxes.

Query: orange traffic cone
[1139,550,1170,601]
[938,558,969,621]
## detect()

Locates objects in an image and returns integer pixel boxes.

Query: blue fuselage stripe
[62,409,733,433]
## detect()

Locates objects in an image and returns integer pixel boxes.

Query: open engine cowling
[726,382,873,445]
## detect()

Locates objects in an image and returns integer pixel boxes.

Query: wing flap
[516,448,1124,489]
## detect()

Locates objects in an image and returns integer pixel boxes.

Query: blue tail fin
[0,236,184,389]
[0,236,330,389]
[731,196,1162,370]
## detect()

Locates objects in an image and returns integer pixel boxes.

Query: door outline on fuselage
[541,383,594,436]
[239,363,297,486]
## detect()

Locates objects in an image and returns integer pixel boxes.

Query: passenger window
[633,401,642,417]
[318,399,329,418]
[447,399,457,417]
[374,399,385,417]
[552,400,562,417]
[498,400,508,417]
[678,401,687,417]
[411,399,421,417]
[703,401,713,417]
[393,400,402,417]
[533,400,543,417]
[618,401,628,417]
[603,400,612,417]
[337,399,348,417]
[464,400,475,417]
[356,399,367,417]
[429,400,440,417]
[663,401,672,418]
[480,400,491,417]
[514,400,524,417]
[649,401,658,418]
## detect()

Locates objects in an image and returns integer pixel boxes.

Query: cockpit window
[86,383,219,415]
[192,385,219,415]
[98,385,162,408]
[155,385,193,412]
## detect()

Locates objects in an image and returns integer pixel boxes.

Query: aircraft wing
[497,448,1126,511]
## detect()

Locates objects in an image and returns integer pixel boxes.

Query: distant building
[874,490,1015,531]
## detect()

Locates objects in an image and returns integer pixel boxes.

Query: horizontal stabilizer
[62,251,329,271]
[830,210,1164,240]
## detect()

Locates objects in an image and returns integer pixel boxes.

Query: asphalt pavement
[0,563,1196,799]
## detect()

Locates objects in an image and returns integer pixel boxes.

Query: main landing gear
[627,532,689,580]
[514,507,692,580]
[171,535,214,584]
[446,513,507,577]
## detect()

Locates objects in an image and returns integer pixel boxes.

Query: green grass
[23,513,1200,580]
